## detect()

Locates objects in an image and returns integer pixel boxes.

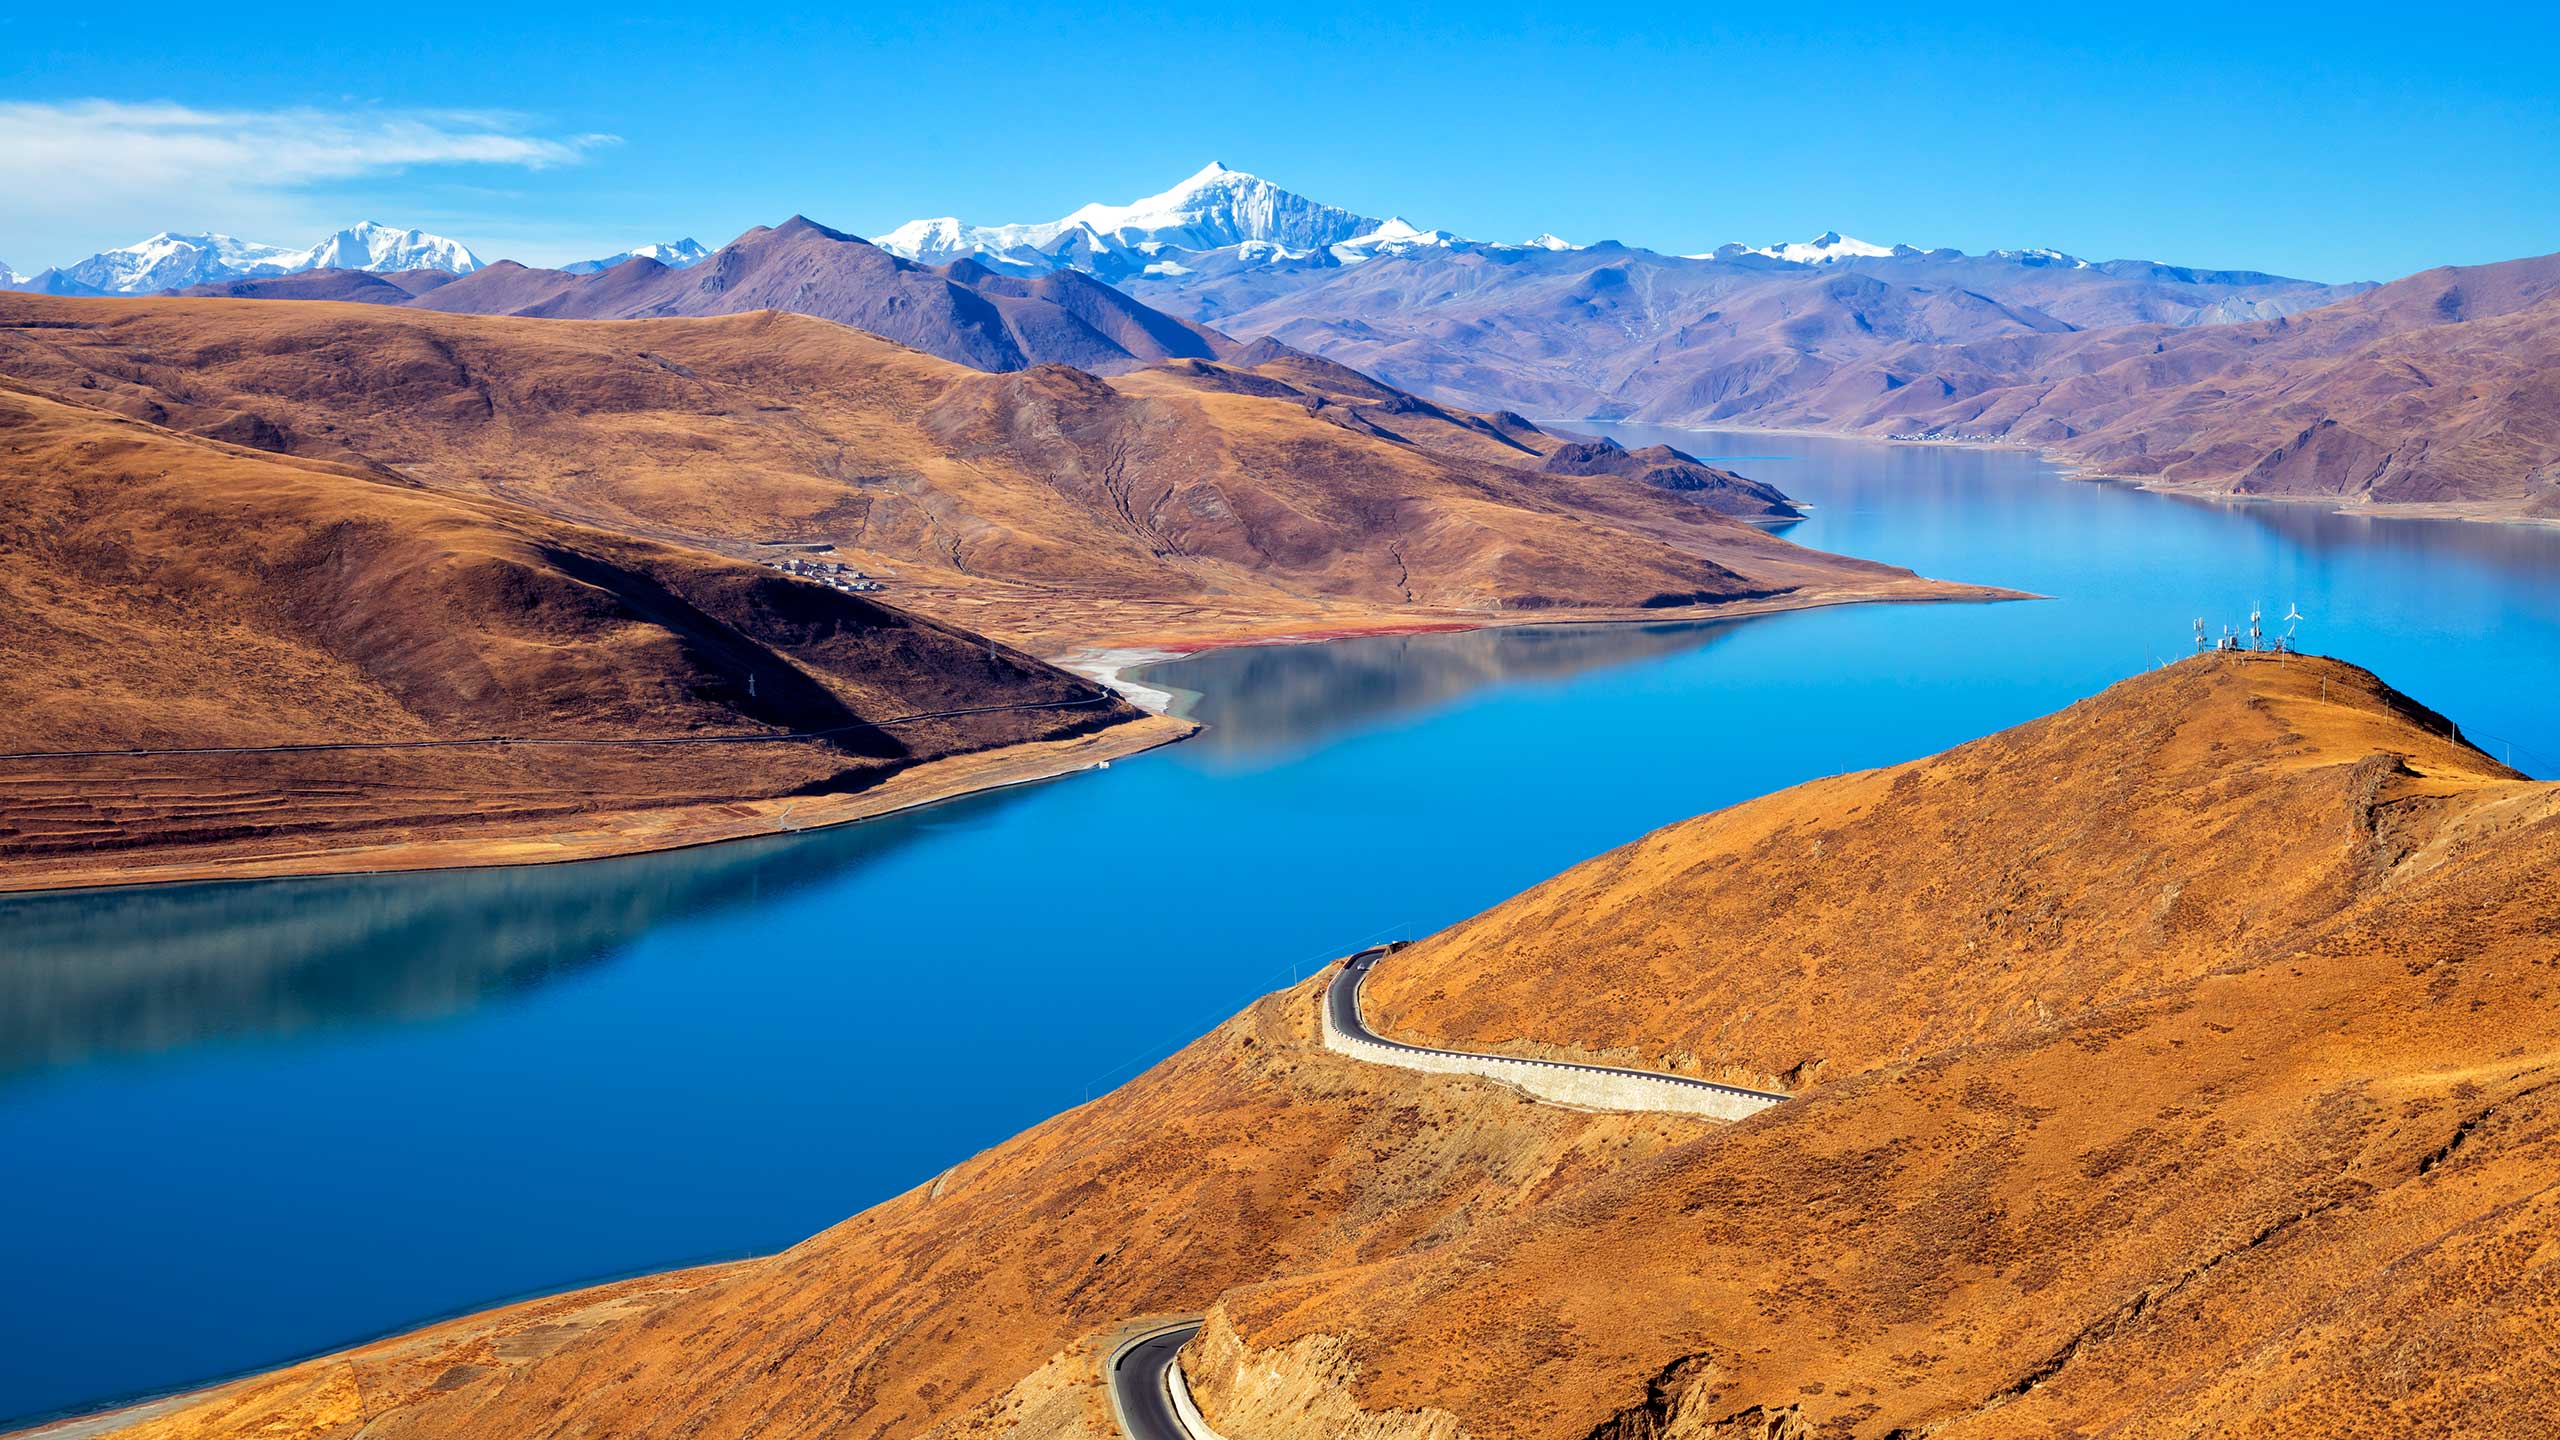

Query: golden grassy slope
[78,654,2560,1440]
[1360,654,2525,1089]
[0,296,1993,651]
[0,384,1147,888]
[1211,667,2559,1440]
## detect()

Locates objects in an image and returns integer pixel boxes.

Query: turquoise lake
[3,429,2555,1427]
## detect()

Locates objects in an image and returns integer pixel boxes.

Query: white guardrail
[1322,948,1786,1121]
[1164,1350,1234,1440]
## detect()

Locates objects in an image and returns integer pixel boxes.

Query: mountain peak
[1749,232,1899,265]
[876,163,1388,273]
[0,221,484,295]
[559,238,713,276]
[301,222,484,277]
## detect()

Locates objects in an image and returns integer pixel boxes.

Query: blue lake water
[3,430,2556,1427]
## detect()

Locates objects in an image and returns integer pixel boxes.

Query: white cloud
[0,100,615,264]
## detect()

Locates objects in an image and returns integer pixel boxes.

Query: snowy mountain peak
[10,231,299,295]
[2,221,486,295]
[1988,246,2091,269]
[1055,163,1380,253]
[1521,233,1578,251]
[1749,231,1900,264]
[297,221,485,277]
[873,163,1390,275]
[1328,217,1463,262]
[873,217,966,254]
[560,238,712,275]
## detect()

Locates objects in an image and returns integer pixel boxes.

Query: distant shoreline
[0,714,1195,898]
[1,566,2020,899]
[1563,416,2560,530]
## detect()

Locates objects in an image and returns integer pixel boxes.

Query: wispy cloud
[0,101,615,263]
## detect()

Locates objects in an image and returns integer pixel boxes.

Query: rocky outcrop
[1184,1313,1468,1440]
[1537,440,1803,520]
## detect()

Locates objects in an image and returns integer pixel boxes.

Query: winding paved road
[1108,1321,1208,1440]
[1107,947,1789,1440]
[1330,944,1792,1109]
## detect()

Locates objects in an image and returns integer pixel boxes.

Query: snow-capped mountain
[874,162,1441,279]
[10,232,302,295]
[4,222,484,295]
[1748,230,1905,264]
[869,166,2116,292]
[1987,246,2093,270]
[560,238,713,275]
[296,222,484,276]
[1680,233,1925,264]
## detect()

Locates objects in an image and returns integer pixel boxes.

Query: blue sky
[6,2,2554,280]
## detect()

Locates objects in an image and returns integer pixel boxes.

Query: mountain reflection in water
[0,619,1748,1079]
[0,797,1011,1080]
[1151,619,1742,759]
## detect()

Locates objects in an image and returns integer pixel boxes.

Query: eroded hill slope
[0,386,1160,889]
[0,296,1989,651]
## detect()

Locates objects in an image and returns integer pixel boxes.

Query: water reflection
[0,787,1030,1081]
[1153,620,1744,760]
[2180,489,2560,572]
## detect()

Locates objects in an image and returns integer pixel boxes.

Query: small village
[767,556,885,593]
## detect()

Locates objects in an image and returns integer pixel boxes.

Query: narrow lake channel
[4,430,2555,1427]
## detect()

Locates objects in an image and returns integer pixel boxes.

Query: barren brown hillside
[1360,653,2516,1088]
[0,386,1160,890]
[407,216,1240,375]
[79,654,2560,1440]
[1736,253,2560,520]
[0,295,1992,651]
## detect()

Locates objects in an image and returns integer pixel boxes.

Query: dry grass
[0,295,1995,653]
[0,384,1142,888]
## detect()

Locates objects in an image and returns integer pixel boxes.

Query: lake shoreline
[1588,417,2560,530]
[1058,574,2033,712]
[1,574,2020,899]
[0,714,1197,898]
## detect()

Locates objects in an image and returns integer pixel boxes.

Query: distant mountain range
[558,239,712,275]
[3,225,715,296]
[1749,251,2560,518]
[406,216,1238,373]
[864,163,2343,301]
[33,163,2554,516]
[161,215,1240,375]
[3,222,487,296]
[872,161,1477,280]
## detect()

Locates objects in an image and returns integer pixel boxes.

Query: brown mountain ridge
[0,295,1995,654]
[235,216,1248,376]
[0,378,1169,891]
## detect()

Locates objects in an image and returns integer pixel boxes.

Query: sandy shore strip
[0,715,1195,896]
[1055,647,1189,713]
